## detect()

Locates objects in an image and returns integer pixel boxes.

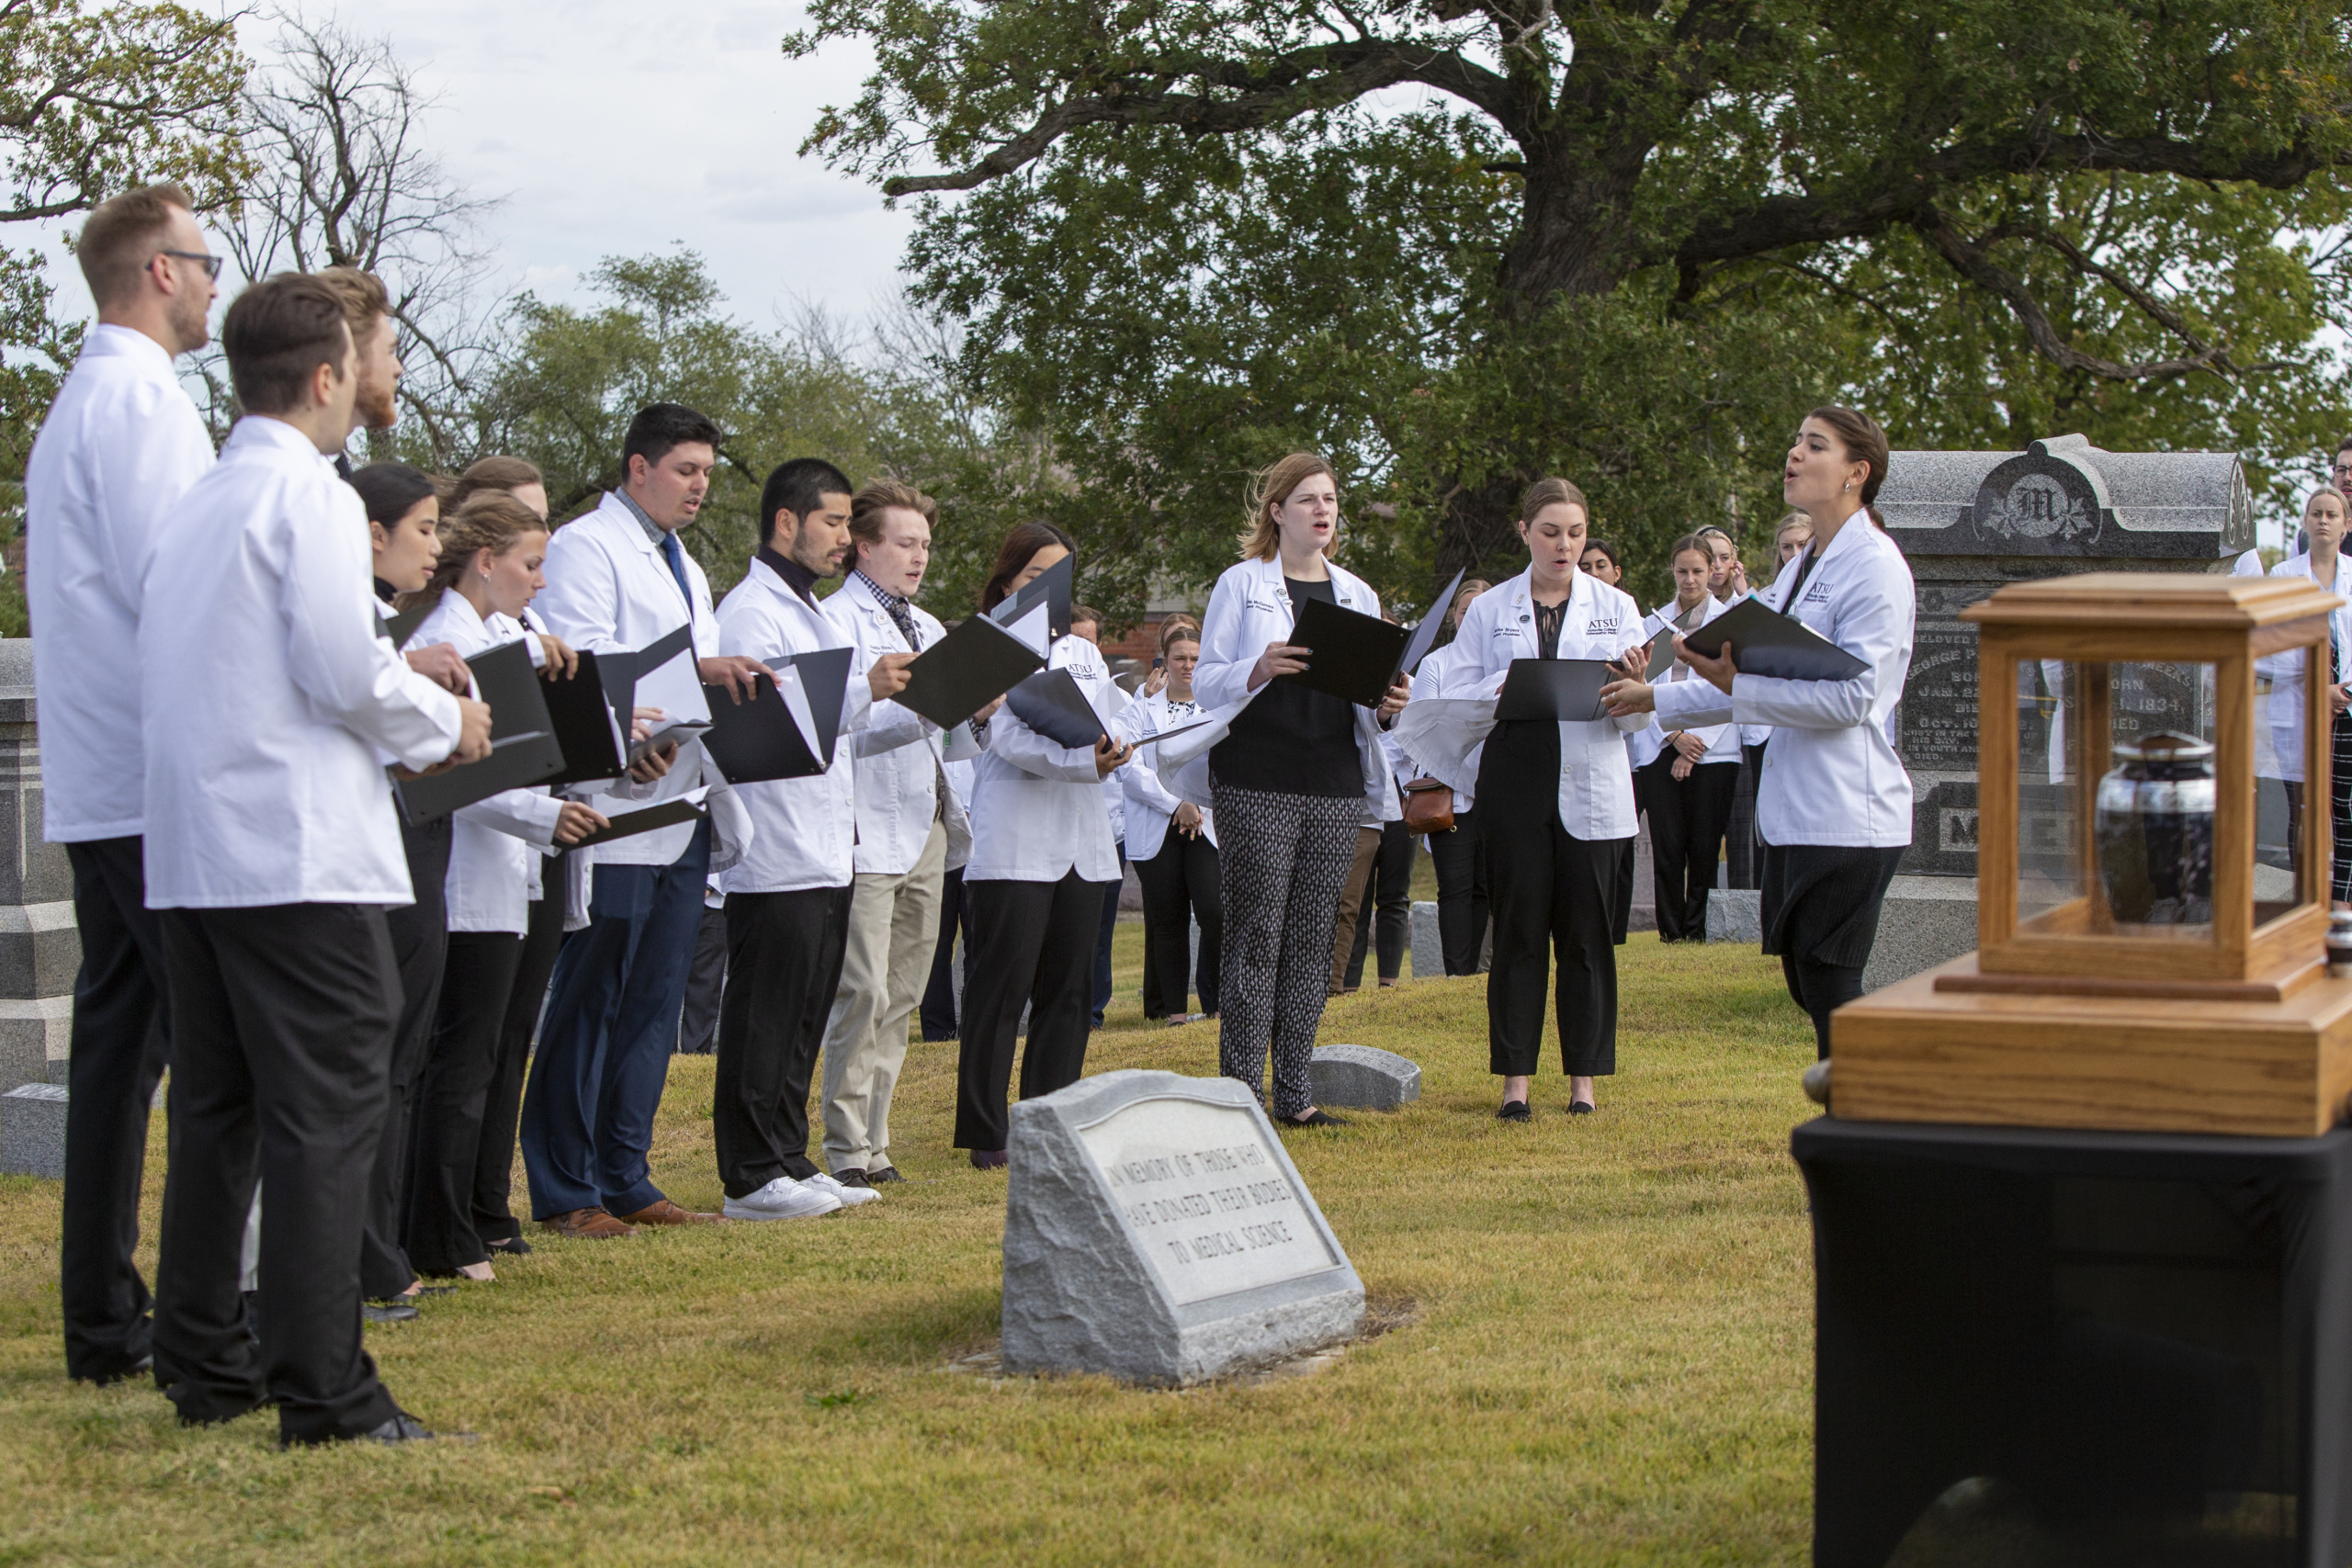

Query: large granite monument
[1861,435,2256,987]
[0,640,76,1093]
[1001,1069,1364,1384]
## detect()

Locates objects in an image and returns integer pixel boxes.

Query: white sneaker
[803,1172,880,1207]
[721,1177,842,1221]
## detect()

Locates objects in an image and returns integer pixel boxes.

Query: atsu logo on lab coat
[1586,616,1619,635]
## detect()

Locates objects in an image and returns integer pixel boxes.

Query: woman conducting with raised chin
[1602,407,1915,1059]
[1192,454,1408,1130]
[1433,479,1647,1120]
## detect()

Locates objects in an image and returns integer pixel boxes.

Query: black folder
[896,615,1047,729]
[594,621,696,729]
[697,648,850,783]
[1004,668,1109,749]
[989,553,1073,643]
[569,793,707,848]
[1397,567,1467,679]
[394,639,568,821]
[379,603,433,649]
[539,649,628,786]
[1679,597,1869,682]
[1282,596,1412,707]
[1494,658,1613,723]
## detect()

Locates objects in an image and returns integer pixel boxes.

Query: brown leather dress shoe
[616,1199,725,1225]
[539,1207,638,1239]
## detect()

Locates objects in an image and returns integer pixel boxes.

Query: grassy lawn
[0,925,1820,1567]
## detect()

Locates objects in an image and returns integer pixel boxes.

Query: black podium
[1792,1116,2352,1566]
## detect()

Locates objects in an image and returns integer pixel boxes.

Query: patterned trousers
[1212,783,1364,1118]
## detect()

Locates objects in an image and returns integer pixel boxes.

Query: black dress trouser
[405,931,523,1276]
[1478,719,1623,1078]
[1429,807,1488,976]
[152,902,402,1445]
[1134,830,1221,1017]
[920,866,972,1042]
[359,816,449,1301]
[1344,819,1412,987]
[955,873,1104,1151]
[472,876,562,1247]
[713,885,854,1198]
[1644,753,1740,942]
[61,836,170,1384]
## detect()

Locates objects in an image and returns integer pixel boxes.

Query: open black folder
[1004,668,1107,749]
[1282,597,1412,707]
[1679,597,1869,682]
[896,614,1046,729]
[1396,567,1466,679]
[989,552,1073,644]
[395,639,567,822]
[1495,659,1615,723]
[698,648,851,784]
[538,649,627,786]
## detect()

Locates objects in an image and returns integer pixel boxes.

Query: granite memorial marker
[1307,1044,1420,1111]
[1001,1068,1363,1384]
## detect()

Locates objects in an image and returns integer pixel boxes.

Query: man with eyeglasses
[25,183,220,1387]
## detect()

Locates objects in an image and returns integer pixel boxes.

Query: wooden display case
[1834,573,2352,1135]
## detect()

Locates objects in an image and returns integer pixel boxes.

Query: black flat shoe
[865,1167,905,1185]
[362,1303,419,1325]
[969,1149,1009,1170]
[1568,1100,1597,1115]
[1497,1100,1532,1122]
[1277,1110,1349,1128]
[484,1235,533,1257]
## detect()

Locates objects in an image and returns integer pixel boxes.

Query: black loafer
[1277,1109,1349,1128]
[865,1167,905,1185]
[832,1168,874,1189]
[485,1235,533,1257]
[1497,1100,1532,1122]
[969,1149,1009,1170]
[362,1303,420,1325]
[1568,1100,1597,1116]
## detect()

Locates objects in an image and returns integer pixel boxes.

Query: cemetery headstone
[1308,1044,1419,1111]
[0,640,77,1092]
[1,1081,66,1178]
[1001,1068,1363,1384]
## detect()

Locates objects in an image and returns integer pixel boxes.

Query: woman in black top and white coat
[1193,454,1408,1128]
[1604,407,1915,1057]
[1434,479,1647,1118]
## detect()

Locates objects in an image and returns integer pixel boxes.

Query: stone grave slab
[1002,1068,1363,1384]
[1,1080,65,1178]
[1309,1045,1419,1111]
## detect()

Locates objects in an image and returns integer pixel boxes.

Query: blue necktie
[660,530,692,609]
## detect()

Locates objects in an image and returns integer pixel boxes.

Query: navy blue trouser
[521,820,710,1219]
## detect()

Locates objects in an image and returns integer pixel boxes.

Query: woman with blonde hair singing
[1193,454,1408,1127]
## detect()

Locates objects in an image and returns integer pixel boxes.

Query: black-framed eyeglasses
[152,249,222,280]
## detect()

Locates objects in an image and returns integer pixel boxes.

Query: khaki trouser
[1329,826,1384,993]
[820,820,948,1173]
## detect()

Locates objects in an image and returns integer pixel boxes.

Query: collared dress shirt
[27,323,216,842]
[140,417,462,908]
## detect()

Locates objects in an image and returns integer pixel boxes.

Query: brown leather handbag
[1400,776,1455,834]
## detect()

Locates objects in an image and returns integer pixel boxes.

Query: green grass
[0,926,1821,1567]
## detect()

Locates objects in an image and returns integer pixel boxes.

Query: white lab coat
[1653,513,1915,849]
[2259,551,2352,784]
[1121,689,1220,863]
[140,417,462,908]
[715,558,878,894]
[534,492,736,870]
[823,572,984,875]
[1192,555,1402,823]
[943,755,978,870]
[28,324,215,842]
[964,635,1147,884]
[411,590,566,933]
[1436,568,1649,840]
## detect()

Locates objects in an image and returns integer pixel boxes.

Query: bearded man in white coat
[710,460,918,1219]
[27,184,218,1388]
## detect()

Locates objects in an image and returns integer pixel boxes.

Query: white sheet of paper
[1005,600,1051,656]
[634,647,713,728]
[771,661,822,759]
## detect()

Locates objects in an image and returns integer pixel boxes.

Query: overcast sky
[36,1,918,331]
